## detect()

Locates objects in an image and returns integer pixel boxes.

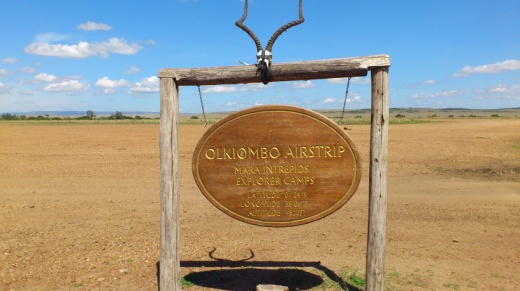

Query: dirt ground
[0,118,519,290]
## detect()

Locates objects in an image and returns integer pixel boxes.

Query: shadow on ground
[183,268,321,290]
[156,248,362,290]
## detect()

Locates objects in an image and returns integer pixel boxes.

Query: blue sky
[1,0,519,114]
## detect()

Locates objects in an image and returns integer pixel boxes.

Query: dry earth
[0,118,519,290]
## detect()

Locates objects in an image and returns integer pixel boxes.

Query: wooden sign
[192,105,361,227]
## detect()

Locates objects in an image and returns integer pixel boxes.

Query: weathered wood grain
[159,55,389,86]
[191,105,362,227]
[159,77,181,290]
[366,67,389,291]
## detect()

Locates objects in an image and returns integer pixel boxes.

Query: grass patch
[467,280,478,288]
[443,282,460,290]
[512,139,520,149]
[339,267,365,289]
[179,119,216,125]
[384,270,402,291]
[348,271,366,288]
[490,272,505,279]
[329,117,437,125]
[390,119,436,125]
[181,276,195,288]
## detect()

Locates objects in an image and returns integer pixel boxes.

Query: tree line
[0,110,155,121]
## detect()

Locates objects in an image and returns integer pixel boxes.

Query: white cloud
[1,58,18,63]
[225,101,237,106]
[34,73,57,82]
[77,21,112,31]
[202,85,238,94]
[348,96,362,103]
[239,83,266,92]
[321,98,336,104]
[205,82,269,94]
[44,80,90,92]
[326,78,345,85]
[326,77,370,85]
[0,82,8,94]
[36,32,69,42]
[412,90,464,99]
[490,85,508,93]
[66,75,82,81]
[17,89,33,96]
[21,67,37,74]
[128,76,159,94]
[422,80,436,85]
[436,90,464,97]
[102,88,116,94]
[293,80,315,89]
[125,66,141,74]
[0,68,15,78]
[453,60,520,77]
[95,77,131,88]
[95,38,142,55]
[25,41,91,58]
[481,84,520,100]
[321,95,362,105]
[25,37,142,58]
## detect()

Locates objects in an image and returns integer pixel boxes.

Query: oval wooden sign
[192,105,361,227]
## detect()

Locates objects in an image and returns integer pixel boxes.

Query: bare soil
[1,119,519,290]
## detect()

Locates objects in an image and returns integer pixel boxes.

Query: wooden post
[160,77,181,290]
[366,67,389,290]
[158,55,390,290]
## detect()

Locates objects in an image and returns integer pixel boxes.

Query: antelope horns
[235,0,263,54]
[265,0,304,53]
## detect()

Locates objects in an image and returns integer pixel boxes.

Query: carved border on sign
[192,105,361,227]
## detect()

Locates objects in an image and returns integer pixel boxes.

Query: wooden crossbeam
[159,54,389,86]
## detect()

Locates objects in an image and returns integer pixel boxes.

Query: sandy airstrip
[1,117,519,290]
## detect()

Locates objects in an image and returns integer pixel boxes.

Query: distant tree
[114,111,124,119]
[1,113,21,120]
[86,110,96,119]
[108,111,129,120]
